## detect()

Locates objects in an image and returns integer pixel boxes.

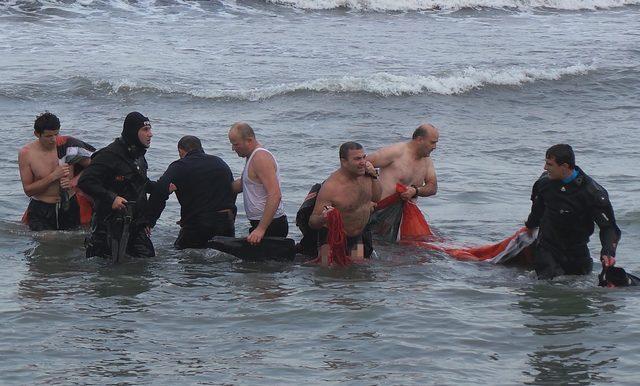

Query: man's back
[167,150,236,226]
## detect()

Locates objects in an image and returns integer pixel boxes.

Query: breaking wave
[85,64,594,101]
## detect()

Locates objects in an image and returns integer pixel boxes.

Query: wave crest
[86,64,594,101]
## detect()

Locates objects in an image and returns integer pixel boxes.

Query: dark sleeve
[588,182,621,257]
[525,177,545,229]
[77,151,117,206]
[145,161,181,228]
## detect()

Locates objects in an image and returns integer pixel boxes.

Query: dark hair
[178,135,202,153]
[230,122,255,140]
[339,141,363,160]
[34,112,60,134]
[412,126,428,140]
[546,144,575,168]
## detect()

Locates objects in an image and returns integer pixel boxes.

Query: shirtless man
[367,123,439,201]
[18,112,90,230]
[229,122,288,245]
[309,142,382,260]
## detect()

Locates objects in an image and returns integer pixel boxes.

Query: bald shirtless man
[18,112,91,231]
[309,142,382,261]
[367,123,439,202]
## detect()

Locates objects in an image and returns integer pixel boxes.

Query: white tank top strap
[242,147,286,221]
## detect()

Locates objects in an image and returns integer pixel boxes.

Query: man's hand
[601,255,616,268]
[526,227,537,237]
[169,183,177,193]
[144,226,152,237]
[112,196,127,211]
[400,186,418,201]
[60,176,72,190]
[51,164,70,181]
[364,161,378,178]
[247,227,266,245]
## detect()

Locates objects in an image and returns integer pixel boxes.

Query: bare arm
[366,145,398,169]
[231,177,242,194]
[309,183,334,230]
[246,152,282,243]
[18,148,67,197]
[418,158,437,197]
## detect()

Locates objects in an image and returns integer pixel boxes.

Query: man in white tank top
[228,122,288,245]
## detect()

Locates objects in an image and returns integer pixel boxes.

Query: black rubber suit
[525,167,620,279]
[78,113,155,258]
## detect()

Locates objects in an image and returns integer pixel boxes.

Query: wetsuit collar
[562,168,579,184]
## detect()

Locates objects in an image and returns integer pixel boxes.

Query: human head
[339,141,366,176]
[600,266,631,288]
[228,121,258,158]
[122,111,152,148]
[412,123,439,157]
[177,135,202,158]
[544,144,575,180]
[33,112,61,149]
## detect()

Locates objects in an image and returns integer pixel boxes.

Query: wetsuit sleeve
[589,184,621,257]
[145,161,180,228]
[77,151,117,207]
[525,178,545,229]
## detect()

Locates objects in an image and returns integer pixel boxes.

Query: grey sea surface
[1,0,640,384]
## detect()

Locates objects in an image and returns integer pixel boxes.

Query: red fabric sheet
[378,184,535,265]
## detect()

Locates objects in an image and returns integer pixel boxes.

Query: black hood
[122,111,150,149]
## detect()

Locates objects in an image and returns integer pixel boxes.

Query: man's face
[419,131,438,157]
[35,129,59,149]
[341,148,367,176]
[229,130,250,157]
[544,157,570,180]
[137,125,153,148]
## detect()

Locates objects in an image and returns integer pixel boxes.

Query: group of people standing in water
[18,111,621,282]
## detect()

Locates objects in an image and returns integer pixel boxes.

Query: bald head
[411,123,439,157]
[229,121,256,140]
[412,123,438,140]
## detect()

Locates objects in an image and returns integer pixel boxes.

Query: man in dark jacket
[146,135,236,249]
[78,112,155,259]
[525,144,621,279]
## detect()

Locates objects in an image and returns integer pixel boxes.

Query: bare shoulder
[18,143,34,161]
[253,149,277,164]
[378,142,405,156]
[320,171,341,194]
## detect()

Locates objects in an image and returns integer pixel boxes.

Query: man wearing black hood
[525,144,621,279]
[78,112,155,258]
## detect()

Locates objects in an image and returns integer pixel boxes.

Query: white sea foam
[265,0,640,11]
[86,64,594,101]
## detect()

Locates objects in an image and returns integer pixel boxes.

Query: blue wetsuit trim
[562,169,579,184]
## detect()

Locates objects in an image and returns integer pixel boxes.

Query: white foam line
[87,64,594,101]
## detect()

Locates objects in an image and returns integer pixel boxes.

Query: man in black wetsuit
[146,135,236,249]
[78,112,155,259]
[525,144,621,279]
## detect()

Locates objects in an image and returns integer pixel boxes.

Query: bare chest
[331,178,372,212]
[29,149,59,180]
[387,155,429,184]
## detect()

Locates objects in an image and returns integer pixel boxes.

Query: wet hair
[230,122,255,140]
[546,144,575,168]
[178,135,202,153]
[34,112,60,134]
[339,141,363,160]
[600,266,630,287]
[412,126,428,139]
